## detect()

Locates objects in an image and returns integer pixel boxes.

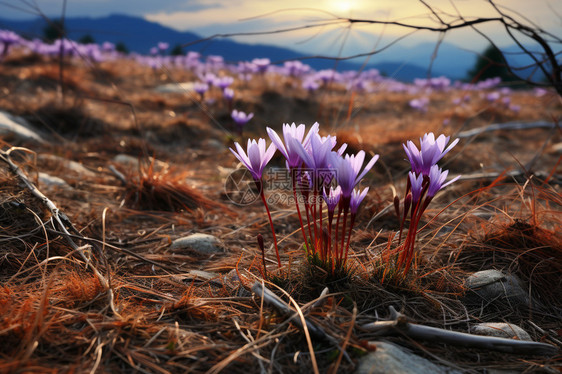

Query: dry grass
[0,50,561,373]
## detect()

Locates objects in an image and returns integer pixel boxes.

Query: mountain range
[0,14,512,82]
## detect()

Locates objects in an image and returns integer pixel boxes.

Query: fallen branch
[0,146,121,317]
[360,306,558,355]
[457,121,556,138]
[252,281,327,340]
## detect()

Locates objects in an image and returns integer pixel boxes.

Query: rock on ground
[0,111,44,143]
[356,342,461,374]
[464,269,530,308]
[471,322,532,341]
[169,233,223,255]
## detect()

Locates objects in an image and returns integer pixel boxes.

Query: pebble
[464,269,530,308]
[38,154,97,177]
[154,82,195,94]
[0,111,44,143]
[38,172,72,189]
[356,341,461,374]
[113,154,168,172]
[471,322,532,341]
[169,233,223,255]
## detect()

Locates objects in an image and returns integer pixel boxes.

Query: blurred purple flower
[252,58,270,73]
[193,82,209,96]
[223,87,234,101]
[231,109,254,127]
[409,97,429,112]
[214,76,234,90]
[229,138,276,181]
[302,78,320,93]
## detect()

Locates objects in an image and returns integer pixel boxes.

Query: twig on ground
[360,306,559,355]
[0,146,121,317]
[457,121,557,138]
[251,281,327,340]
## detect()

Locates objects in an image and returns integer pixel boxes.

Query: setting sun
[327,0,358,15]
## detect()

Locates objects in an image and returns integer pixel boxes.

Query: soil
[0,50,561,373]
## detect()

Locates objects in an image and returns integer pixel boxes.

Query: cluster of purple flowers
[0,29,533,107]
[393,133,460,274]
[230,123,379,273]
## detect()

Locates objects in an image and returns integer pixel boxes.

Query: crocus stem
[312,189,318,256]
[344,214,356,264]
[292,174,308,249]
[259,190,281,268]
[339,205,349,268]
[334,201,343,266]
[303,194,314,252]
[318,190,324,260]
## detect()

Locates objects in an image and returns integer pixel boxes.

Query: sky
[1,0,561,56]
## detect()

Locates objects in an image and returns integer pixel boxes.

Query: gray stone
[356,341,461,374]
[0,111,44,143]
[38,172,72,189]
[471,322,532,341]
[154,82,195,94]
[464,269,530,308]
[169,233,223,255]
[113,154,168,172]
[38,154,97,177]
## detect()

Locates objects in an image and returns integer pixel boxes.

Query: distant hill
[0,14,464,81]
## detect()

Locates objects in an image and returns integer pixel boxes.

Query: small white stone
[465,269,530,308]
[169,233,223,255]
[154,82,195,94]
[39,154,97,177]
[38,172,72,189]
[471,322,532,341]
[0,111,44,143]
[357,341,461,374]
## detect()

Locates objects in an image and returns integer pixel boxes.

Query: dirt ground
[0,51,561,373]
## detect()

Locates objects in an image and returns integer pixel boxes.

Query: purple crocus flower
[158,42,169,51]
[350,187,369,215]
[231,109,254,127]
[223,88,234,101]
[214,76,234,90]
[193,82,209,97]
[302,79,320,93]
[252,58,270,73]
[200,72,217,86]
[409,97,429,112]
[323,185,342,213]
[291,131,337,172]
[229,138,276,181]
[403,133,459,176]
[330,150,379,198]
[0,30,21,56]
[427,164,460,198]
[408,171,424,204]
[266,122,319,169]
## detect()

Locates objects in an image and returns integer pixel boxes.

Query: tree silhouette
[468,44,515,82]
[43,19,64,43]
[78,34,95,45]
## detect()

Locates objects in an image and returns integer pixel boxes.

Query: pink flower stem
[259,189,281,268]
